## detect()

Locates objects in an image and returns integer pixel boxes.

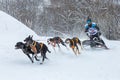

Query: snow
[44,0,51,6]
[0,10,120,80]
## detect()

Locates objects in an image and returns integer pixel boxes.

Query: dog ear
[30,35,33,39]
[31,35,33,38]
[28,35,31,38]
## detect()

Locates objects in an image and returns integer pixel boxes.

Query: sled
[82,37,109,49]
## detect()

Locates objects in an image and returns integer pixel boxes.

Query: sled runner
[82,37,109,49]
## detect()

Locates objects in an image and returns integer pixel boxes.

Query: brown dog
[47,37,66,48]
[65,37,82,55]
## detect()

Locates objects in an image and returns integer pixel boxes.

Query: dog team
[15,35,83,64]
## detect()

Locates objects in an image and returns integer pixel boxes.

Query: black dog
[24,35,51,64]
[47,37,66,48]
[15,42,40,63]
[65,37,82,55]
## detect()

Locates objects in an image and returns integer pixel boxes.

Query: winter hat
[86,17,92,24]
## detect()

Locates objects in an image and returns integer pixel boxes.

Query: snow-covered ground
[0,11,120,80]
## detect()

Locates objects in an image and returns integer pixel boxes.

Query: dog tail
[47,48,51,53]
[61,40,67,47]
[78,39,83,50]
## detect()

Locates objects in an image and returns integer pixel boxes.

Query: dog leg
[52,46,56,53]
[80,44,83,50]
[26,54,34,63]
[40,52,45,64]
[77,49,80,55]
[76,48,80,55]
[35,56,40,61]
[57,44,60,48]
[32,54,36,63]
[77,48,80,54]
[57,44,61,51]
[61,41,67,47]
[72,48,77,56]
[76,45,80,55]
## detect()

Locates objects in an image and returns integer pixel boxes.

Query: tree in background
[0,0,120,39]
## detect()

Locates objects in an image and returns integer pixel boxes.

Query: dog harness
[30,41,37,53]
[75,38,79,43]
[40,43,43,50]
[71,40,75,49]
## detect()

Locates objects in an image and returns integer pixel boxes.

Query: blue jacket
[85,22,99,32]
[85,22,100,35]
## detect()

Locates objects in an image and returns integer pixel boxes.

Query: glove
[85,32,90,38]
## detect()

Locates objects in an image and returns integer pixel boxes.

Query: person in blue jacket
[85,17,101,41]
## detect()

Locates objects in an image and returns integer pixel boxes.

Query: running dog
[65,37,82,55]
[47,37,66,48]
[24,35,51,64]
[15,42,40,63]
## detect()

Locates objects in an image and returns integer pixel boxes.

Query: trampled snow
[0,10,120,80]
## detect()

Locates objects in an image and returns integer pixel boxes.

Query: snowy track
[0,11,120,80]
